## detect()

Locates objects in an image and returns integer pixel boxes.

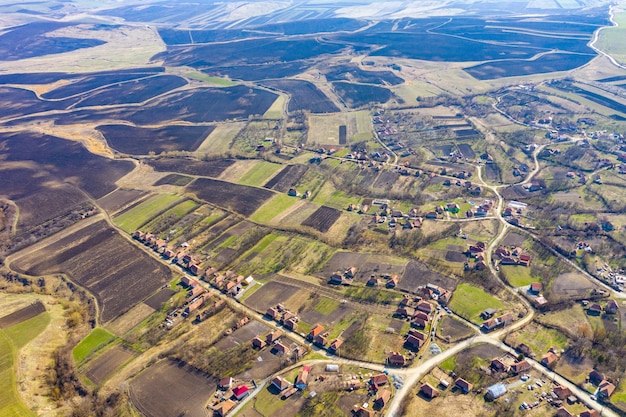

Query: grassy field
[3,313,50,349]
[307,111,372,146]
[506,323,570,356]
[0,324,42,417]
[536,304,590,337]
[313,298,340,315]
[263,94,286,119]
[596,8,626,57]
[237,161,283,187]
[500,265,537,287]
[73,328,116,364]
[196,122,246,155]
[449,283,505,323]
[184,71,237,86]
[113,194,182,233]
[250,193,298,223]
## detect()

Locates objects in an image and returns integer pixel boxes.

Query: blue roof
[487,383,507,399]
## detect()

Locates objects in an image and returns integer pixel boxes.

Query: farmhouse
[589,370,605,385]
[370,373,388,389]
[404,334,423,351]
[266,330,282,344]
[252,336,266,349]
[308,324,324,340]
[218,377,233,390]
[598,380,616,399]
[606,300,619,314]
[490,358,509,373]
[553,385,572,400]
[455,378,472,394]
[541,351,558,367]
[421,383,439,399]
[556,407,575,417]
[580,410,601,417]
[529,282,542,294]
[510,360,531,375]
[328,338,343,353]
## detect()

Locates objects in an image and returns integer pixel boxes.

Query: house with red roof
[232,385,249,401]
[420,383,439,399]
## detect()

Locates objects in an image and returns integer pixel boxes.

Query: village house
[374,388,391,409]
[606,300,619,314]
[529,282,542,294]
[308,324,324,341]
[353,406,374,417]
[328,338,343,354]
[553,385,572,400]
[386,275,399,288]
[284,317,298,331]
[232,385,249,401]
[387,352,406,367]
[454,378,473,394]
[587,303,602,315]
[314,332,329,347]
[416,301,432,314]
[490,358,509,373]
[265,306,279,320]
[218,377,233,390]
[598,380,616,400]
[420,383,439,399]
[252,336,266,349]
[481,308,496,320]
[369,373,388,389]
[215,399,236,417]
[555,407,575,417]
[516,343,533,357]
[271,376,290,392]
[295,366,310,389]
[580,410,601,417]
[589,370,605,385]
[266,330,282,345]
[541,351,558,367]
[510,360,531,375]
[404,334,423,351]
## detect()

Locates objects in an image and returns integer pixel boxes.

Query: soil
[299,303,354,327]
[501,231,527,247]
[153,174,194,187]
[143,289,176,310]
[400,261,458,292]
[438,315,474,342]
[97,189,148,214]
[551,272,596,297]
[0,300,46,328]
[130,359,217,417]
[301,206,342,233]
[148,158,235,178]
[243,280,300,312]
[85,345,136,385]
[188,178,274,216]
[445,251,467,263]
[264,165,309,192]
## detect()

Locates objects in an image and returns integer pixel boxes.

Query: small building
[266,307,279,319]
[529,282,542,294]
[606,300,619,314]
[271,376,290,392]
[387,352,406,367]
[328,338,343,353]
[553,385,572,400]
[416,301,432,314]
[232,385,249,401]
[598,380,616,399]
[272,342,289,355]
[420,383,439,399]
[455,378,473,394]
[266,330,282,344]
[370,373,388,388]
[252,336,266,349]
[325,364,339,372]
[216,399,236,417]
[580,410,601,417]
[485,383,507,400]
[404,334,422,351]
[490,359,509,373]
[481,308,496,320]
[374,388,391,408]
[295,366,310,390]
[587,303,602,315]
[511,360,531,375]
[308,324,324,341]
[589,370,605,385]
[218,377,233,390]
[541,351,558,367]
[555,407,575,417]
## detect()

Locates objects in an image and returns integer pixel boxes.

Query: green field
[500,265,537,287]
[238,161,283,187]
[506,324,569,356]
[184,71,237,86]
[0,319,45,417]
[313,298,340,315]
[4,313,50,349]
[449,283,504,322]
[250,194,298,223]
[73,328,116,364]
[113,194,182,233]
[263,94,286,119]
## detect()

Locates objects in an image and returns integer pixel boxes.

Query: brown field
[301,206,342,233]
[400,260,458,292]
[130,359,216,417]
[264,164,309,192]
[437,315,474,342]
[214,320,271,351]
[106,303,155,336]
[243,280,300,312]
[0,300,45,328]
[11,220,171,322]
[551,272,596,298]
[84,345,136,385]
[188,178,274,216]
[501,231,527,247]
[143,289,176,310]
[97,189,148,214]
[300,303,354,327]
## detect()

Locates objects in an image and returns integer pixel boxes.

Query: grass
[196,122,246,155]
[73,328,116,364]
[536,304,590,336]
[440,355,457,372]
[253,385,287,416]
[184,71,237,86]
[313,298,340,315]
[113,194,182,233]
[500,265,537,287]
[167,200,199,217]
[0,329,38,417]
[506,324,570,356]
[4,313,50,349]
[263,94,286,119]
[237,161,283,187]
[449,283,504,323]
[250,194,298,223]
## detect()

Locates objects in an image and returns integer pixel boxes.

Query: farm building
[325,364,339,372]
[485,383,507,400]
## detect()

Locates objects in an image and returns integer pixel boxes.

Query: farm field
[98,124,214,155]
[97,189,148,214]
[238,161,283,187]
[147,158,235,177]
[73,327,116,364]
[188,178,275,216]
[113,193,183,233]
[449,283,506,323]
[130,359,216,417]
[250,193,299,223]
[84,345,135,385]
[307,111,373,146]
[11,220,172,322]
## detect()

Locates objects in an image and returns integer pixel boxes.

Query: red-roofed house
[580,410,600,417]
[370,373,388,388]
[308,324,324,341]
[404,334,422,350]
[598,380,616,399]
[329,338,343,353]
[252,336,266,349]
[519,254,531,266]
[232,385,249,400]
[455,378,473,394]
[511,360,531,375]
[216,399,236,417]
[271,376,290,392]
[387,352,406,367]
[541,351,558,367]
[553,385,572,400]
[530,282,542,294]
[295,366,310,389]
[374,388,391,408]
[420,383,439,399]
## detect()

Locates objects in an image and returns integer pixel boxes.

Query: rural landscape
[1,0,626,416]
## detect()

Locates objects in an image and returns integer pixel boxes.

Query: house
[218,377,233,390]
[266,307,279,320]
[367,276,378,286]
[216,399,236,417]
[455,378,473,393]
[529,282,542,294]
[374,388,391,408]
[370,373,388,388]
[295,366,310,389]
[553,385,572,400]
[413,311,429,322]
[606,300,619,314]
[481,308,496,320]
[519,254,532,266]
[589,370,605,385]
[308,324,324,341]
[387,352,406,367]
[511,360,531,375]
[354,407,374,417]
[598,380,616,399]
[490,359,509,373]
[284,317,298,331]
[271,376,290,392]
[252,336,266,349]
[328,338,343,353]
[420,383,439,399]
[411,317,427,328]
[394,307,414,318]
[272,342,289,355]
[404,334,423,350]
[587,303,602,315]
[329,273,344,285]
[555,407,574,417]
[485,383,507,400]
[516,343,532,357]
[232,385,249,401]
[266,330,282,344]
[386,276,399,288]
[314,333,328,347]
[580,410,601,417]
[541,351,558,367]
[416,301,432,314]
[180,276,197,288]
[409,330,427,341]
[482,318,499,332]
